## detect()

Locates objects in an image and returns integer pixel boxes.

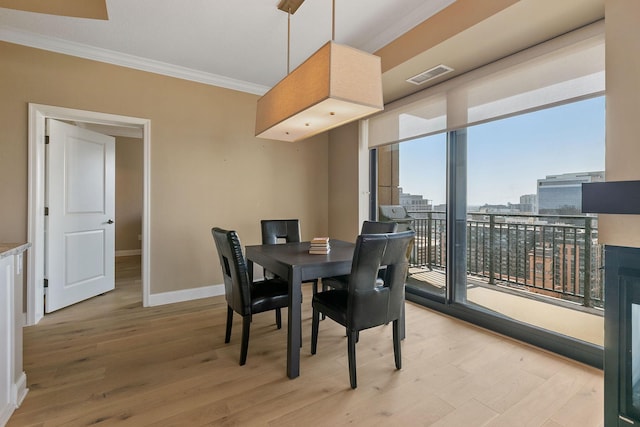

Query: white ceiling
[0,0,455,94]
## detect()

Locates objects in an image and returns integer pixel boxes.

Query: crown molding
[0,24,270,95]
[361,0,455,53]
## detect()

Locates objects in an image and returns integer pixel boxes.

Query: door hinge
[44,207,49,216]
[44,278,48,288]
[45,135,50,145]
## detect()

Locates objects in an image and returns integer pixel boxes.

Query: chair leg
[275,308,282,329]
[345,329,359,343]
[347,330,358,389]
[392,319,402,370]
[320,280,326,320]
[240,315,251,366]
[225,306,233,343]
[311,307,319,355]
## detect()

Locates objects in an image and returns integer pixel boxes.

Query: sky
[398,96,606,206]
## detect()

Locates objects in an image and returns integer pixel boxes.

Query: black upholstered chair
[310,230,415,388]
[360,220,400,235]
[260,219,301,244]
[211,227,289,366]
[260,219,301,279]
[321,221,398,292]
[261,219,319,294]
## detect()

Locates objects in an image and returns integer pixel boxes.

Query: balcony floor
[407,267,604,346]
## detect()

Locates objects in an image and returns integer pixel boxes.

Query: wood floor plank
[7,255,604,426]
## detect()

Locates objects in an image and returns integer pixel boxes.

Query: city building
[537,171,605,215]
[477,203,521,214]
[399,188,432,213]
[519,194,538,213]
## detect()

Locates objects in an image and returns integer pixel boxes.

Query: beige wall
[327,122,360,242]
[115,136,143,252]
[0,41,329,294]
[599,0,640,247]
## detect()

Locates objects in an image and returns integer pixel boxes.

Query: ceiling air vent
[406,64,454,85]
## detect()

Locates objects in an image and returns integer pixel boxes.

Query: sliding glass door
[378,134,448,300]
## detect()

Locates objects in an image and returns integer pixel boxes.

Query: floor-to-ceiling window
[465,96,605,346]
[368,22,605,366]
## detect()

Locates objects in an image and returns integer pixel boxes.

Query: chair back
[261,219,301,245]
[347,230,415,331]
[211,227,251,316]
[361,220,398,234]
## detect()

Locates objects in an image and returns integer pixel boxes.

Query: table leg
[287,267,302,379]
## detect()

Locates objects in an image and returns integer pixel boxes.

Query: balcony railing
[405,210,604,308]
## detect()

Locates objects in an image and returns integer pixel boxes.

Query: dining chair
[310,230,415,388]
[260,219,301,280]
[261,219,319,295]
[320,220,398,292]
[211,227,290,366]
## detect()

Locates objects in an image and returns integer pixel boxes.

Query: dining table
[245,239,355,379]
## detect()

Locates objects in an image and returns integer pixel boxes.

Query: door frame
[27,103,151,325]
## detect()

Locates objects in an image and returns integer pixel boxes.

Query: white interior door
[45,119,116,313]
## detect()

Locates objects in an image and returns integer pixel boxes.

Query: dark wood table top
[245,239,355,281]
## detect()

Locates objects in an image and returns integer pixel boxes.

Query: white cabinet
[0,244,29,427]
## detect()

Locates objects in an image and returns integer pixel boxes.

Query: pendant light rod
[287,7,291,74]
[278,0,305,75]
[332,0,335,41]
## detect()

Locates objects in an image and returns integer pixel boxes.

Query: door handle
[107,219,114,224]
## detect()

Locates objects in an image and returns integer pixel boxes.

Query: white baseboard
[13,372,28,407]
[116,249,142,257]
[0,403,15,427]
[148,284,225,306]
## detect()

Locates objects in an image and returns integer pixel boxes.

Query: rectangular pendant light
[255,41,384,142]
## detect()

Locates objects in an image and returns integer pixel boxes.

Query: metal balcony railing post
[584,217,592,307]
[562,227,567,295]
[552,226,557,291]
[532,224,537,286]
[507,224,512,282]
[427,212,433,270]
[474,220,479,274]
[489,214,495,285]
[543,226,549,289]
[572,227,578,295]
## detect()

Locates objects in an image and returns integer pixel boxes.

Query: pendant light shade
[255,11,383,142]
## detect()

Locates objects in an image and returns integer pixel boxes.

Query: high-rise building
[399,188,432,212]
[519,194,538,213]
[537,171,604,215]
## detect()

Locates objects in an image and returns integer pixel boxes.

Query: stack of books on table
[309,237,330,255]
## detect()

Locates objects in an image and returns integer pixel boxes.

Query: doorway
[27,103,151,325]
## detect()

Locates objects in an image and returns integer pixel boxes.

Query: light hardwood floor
[8,256,604,426]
